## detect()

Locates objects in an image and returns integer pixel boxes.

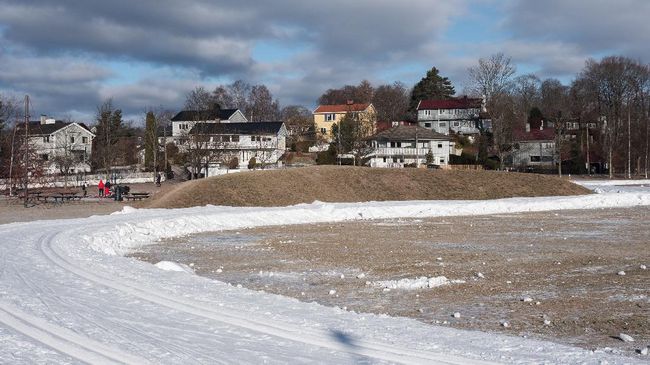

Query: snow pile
[81,188,650,257]
[154,261,194,274]
[371,276,464,290]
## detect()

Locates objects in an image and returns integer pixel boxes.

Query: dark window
[231,135,239,142]
[530,156,541,162]
[42,154,49,161]
[424,123,431,128]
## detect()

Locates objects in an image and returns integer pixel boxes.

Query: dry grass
[147,166,591,209]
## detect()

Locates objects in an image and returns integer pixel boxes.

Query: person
[82,181,87,197]
[155,173,161,187]
[98,179,104,197]
[104,185,110,198]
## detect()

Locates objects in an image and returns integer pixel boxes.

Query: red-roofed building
[511,121,557,169]
[312,102,376,141]
[416,96,490,137]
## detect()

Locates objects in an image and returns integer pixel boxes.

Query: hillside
[147,166,591,209]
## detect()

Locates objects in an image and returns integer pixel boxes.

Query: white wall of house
[418,107,483,135]
[31,123,94,174]
[511,141,556,168]
[368,139,453,168]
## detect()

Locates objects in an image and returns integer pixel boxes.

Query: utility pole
[23,95,30,208]
[415,126,419,168]
[586,122,591,176]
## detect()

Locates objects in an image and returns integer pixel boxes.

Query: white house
[171,104,247,140]
[365,125,453,168]
[417,96,491,136]
[187,121,287,174]
[510,121,556,170]
[26,116,95,175]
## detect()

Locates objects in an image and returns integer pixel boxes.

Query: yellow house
[313,103,376,141]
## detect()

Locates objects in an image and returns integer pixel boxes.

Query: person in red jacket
[98,179,105,197]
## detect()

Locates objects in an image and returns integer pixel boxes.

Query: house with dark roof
[312,102,376,141]
[510,120,557,170]
[417,96,490,136]
[21,116,95,174]
[171,104,247,140]
[365,125,453,168]
[186,121,287,173]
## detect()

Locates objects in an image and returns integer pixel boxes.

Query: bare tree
[51,126,86,188]
[373,82,410,122]
[467,53,516,103]
[248,85,280,121]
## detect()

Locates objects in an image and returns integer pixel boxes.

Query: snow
[372,276,464,290]
[1,180,649,364]
[154,261,194,273]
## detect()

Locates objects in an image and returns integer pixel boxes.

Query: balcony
[371,147,438,157]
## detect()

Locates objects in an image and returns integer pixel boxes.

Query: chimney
[346,100,354,105]
[45,118,56,124]
[40,115,47,125]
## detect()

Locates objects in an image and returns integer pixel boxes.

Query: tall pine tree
[409,67,455,111]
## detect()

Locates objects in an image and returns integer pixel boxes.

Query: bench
[124,192,150,201]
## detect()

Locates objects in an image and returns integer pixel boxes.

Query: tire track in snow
[40,230,494,365]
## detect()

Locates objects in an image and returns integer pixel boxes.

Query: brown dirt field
[147,166,591,209]
[131,207,650,357]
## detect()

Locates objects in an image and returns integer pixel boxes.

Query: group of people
[97,179,112,198]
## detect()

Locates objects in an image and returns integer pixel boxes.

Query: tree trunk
[627,108,631,179]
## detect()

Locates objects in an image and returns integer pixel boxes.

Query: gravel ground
[131,207,650,357]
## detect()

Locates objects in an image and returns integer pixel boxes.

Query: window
[440,158,445,164]
[439,123,446,128]
[42,154,49,161]
[43,136,50,143]
[530,156,541,162]
[424,122,431,128]
[541,156,554,162]
[231,135,239,142]
[320,128,327,134]
[82,137,88,144]
[326,113,336,121]
[438,143,443,149]
[453,121,460,127]
[70,136,75,143]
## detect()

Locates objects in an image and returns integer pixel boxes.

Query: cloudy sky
[1,0,649,123]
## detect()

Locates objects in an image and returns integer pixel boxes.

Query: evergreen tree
[409,67,455,111]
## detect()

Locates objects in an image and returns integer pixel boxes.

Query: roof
[21,121,92,135]
[513,127,556,142]
[369,125,450,142]
[171,108,240,122]
[189,122,285,135]
[313,103,371,113]
[418,97,482,110]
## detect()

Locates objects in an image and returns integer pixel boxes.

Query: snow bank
[154,261,194,274]
[82,190,650,257]
[372,276,464,290]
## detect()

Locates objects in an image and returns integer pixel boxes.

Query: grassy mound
[147,166,591,209]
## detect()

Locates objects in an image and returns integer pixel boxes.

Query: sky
[1,0,649,124]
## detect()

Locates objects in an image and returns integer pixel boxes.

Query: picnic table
[124,192,150,201]
[38,192,81,204]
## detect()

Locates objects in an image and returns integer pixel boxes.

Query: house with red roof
[511,120,557,170]
[416,96,490,137]
[312,102,376,141]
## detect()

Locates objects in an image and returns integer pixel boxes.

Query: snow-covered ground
[1,180,649,364]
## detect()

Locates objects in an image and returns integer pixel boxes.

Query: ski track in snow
[1,181,649,364]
